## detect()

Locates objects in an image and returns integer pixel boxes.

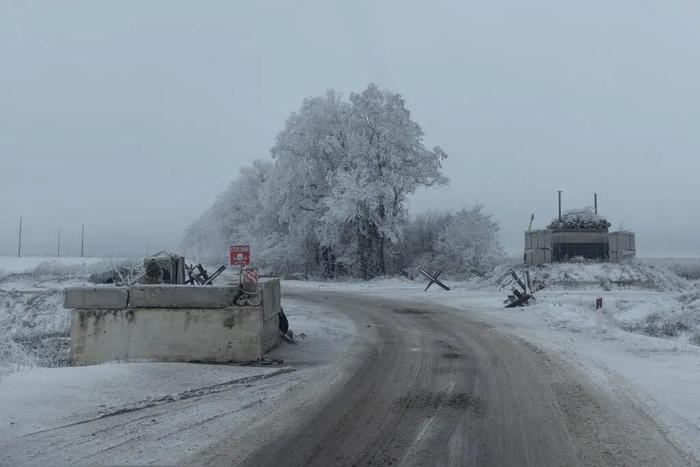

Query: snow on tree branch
[181,84,497,280]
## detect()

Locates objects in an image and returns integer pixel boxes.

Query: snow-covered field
[0,256,112,275]
[0,256,131,376]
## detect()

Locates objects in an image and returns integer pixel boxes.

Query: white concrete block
[125,308,262,363]
[128,285,240,309]
[260,279,281,320]
[262,315,280,353]
[71,307,266,365]
[64,287,128,310]
[71,309,130,363]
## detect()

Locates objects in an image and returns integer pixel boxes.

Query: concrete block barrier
[71,307,264,365]
[128,285,241,309]
[65,281,281,365]
[64,287,129,310]
[260,279,281,320]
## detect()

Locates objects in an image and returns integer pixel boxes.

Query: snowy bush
[434,206,504,275]
[399,206,504,278]
[637,313,681,338]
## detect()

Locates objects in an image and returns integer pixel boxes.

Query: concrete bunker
[64,279,282,365]
[525,193,636,266]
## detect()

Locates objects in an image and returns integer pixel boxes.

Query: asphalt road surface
[239,289,693,467]
[4,288,693,466]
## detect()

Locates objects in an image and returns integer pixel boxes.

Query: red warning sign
[229,245,250,266]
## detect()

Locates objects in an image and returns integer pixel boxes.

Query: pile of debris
[503,270,545,308]
[90,252,226,287]
[547,207,611,232]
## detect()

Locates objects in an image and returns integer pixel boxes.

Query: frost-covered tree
[337,84,448,277]
[267,90,351,277]
[434,206,504,275]
[183,84,450,279]
[391,210,452,272]
[181,160,278,268]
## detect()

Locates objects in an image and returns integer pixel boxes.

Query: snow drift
[478,261,690,292]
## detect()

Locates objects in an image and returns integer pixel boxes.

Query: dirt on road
[232,290,694,467]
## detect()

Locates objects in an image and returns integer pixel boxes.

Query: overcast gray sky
[2,0,699,258]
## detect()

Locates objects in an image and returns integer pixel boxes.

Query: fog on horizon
[2,1,699,259]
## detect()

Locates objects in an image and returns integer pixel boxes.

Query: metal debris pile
[90,252,226,286]
[503,270,545,308]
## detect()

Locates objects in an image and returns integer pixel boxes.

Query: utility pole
[81,224,85,257]
[17,216,23,257]
[57,229,61,257]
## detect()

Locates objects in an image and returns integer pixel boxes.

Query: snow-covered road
[283,280,700,464]
[1,282,698,465]
[229,286,695,466]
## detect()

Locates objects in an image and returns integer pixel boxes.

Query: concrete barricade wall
[525,230,552,266]
[66,280,282,365]
[260,279,281,320]
[64,287,128,310]
[128,285,240,309]
[609,231,636,263]
[259,279,281,354]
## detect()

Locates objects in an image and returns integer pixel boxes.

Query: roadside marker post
[595,297,604,333]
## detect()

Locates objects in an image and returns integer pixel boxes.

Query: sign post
[229,245,251,285]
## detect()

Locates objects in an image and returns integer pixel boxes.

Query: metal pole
[81,224,85,257]
[17,216,22,257]
[594,193,598,215]
[557,191,562,222]
[57,229,61,257]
